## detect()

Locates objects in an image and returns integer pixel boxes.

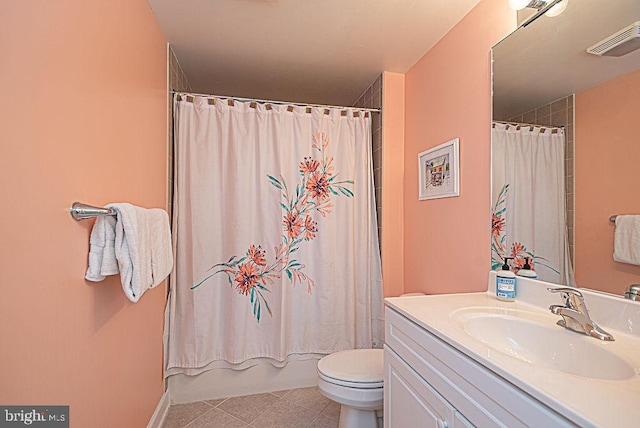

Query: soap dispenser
[517,257,537,279]
[496,257,516,301]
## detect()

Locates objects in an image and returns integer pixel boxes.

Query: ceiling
[493,0,640,119]
[147,0,482,106]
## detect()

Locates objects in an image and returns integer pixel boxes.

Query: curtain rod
[492,120,564,129]
[171,90,381,113]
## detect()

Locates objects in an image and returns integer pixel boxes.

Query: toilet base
[339,405,378,428]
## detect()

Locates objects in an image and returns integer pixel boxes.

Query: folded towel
[85,203,173,303]
[614,215,640,265]
[85,215,118,281]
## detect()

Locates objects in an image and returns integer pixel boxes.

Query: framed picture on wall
[418,138,460,200]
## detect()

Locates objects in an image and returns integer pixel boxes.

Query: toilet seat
[317,349,384,389]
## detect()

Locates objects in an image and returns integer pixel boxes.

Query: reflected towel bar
[70,202,116,221]
[610,215,618,223]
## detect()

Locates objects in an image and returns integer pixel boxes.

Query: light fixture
[508,0,568,17]
[508,0,544,11]
[544,0,568,17]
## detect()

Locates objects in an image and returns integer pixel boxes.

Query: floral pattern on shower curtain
[192,133,354,322]
[165,95,383,375]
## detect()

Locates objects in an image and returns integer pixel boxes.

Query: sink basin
[451,307,636,380]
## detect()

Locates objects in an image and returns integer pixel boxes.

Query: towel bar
[70,202,116,221]
[610,215,618,222]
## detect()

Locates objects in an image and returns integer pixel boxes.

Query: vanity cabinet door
[454,411,474,428]
[384,346,458,428]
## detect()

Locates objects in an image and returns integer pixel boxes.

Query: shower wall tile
[551,97,568,113]
[168,46,193,220]
[353,74,383,249]
[521,109,536,125]
[535,104,551,123]
[166,46,193,294]
[373,131,382,152]
[507,94,575,264]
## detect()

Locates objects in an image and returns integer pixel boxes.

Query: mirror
[492,0,640,296]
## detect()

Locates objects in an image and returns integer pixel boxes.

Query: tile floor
[161,387,340,428]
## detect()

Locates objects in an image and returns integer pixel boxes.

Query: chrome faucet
[547,287,614,341]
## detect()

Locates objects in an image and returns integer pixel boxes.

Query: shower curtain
[491,123,573,285]
[165,94,383,376]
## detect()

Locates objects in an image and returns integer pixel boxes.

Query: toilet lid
[318,349,384,387]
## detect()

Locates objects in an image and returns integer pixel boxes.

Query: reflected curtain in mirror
[491,123,573,285]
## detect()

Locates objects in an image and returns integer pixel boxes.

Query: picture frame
[418,138,460,200]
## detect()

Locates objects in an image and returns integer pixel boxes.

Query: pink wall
[403,0,515,294]
[381,72,406,297]
[0,1,167,426]
[575,69,640,295]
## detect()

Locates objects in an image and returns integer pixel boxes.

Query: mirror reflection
[491,0,640,295]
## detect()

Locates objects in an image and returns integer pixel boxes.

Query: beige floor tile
[308,414,340,428]
[282,386,331,413]
[162,401,213,428]
[250,399,319,428]
[217,392,280,423]
[186,407,249,428]
[270,389,290,397]
[320,400,340,421]
[205,398,227,407]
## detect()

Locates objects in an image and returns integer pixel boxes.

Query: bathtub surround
[166,95,383,377]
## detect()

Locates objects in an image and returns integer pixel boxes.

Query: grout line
[164,388,340,428]
[181,407,215,428]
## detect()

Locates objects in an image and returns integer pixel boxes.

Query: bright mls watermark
[0,407,68,427]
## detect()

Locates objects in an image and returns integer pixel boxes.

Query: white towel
[614,215,640,266]
[85,215,118,281]
[85,203,173,303]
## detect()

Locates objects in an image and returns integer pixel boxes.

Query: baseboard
[147,389,170,428]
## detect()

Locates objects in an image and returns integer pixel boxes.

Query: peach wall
[0,1,167,427]
[403,0,515,294]
[381,72,405,297]
[575,69,640,295]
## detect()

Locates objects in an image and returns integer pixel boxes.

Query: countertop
[385,273,640,427]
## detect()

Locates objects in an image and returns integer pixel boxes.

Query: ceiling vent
[587,21,640,57]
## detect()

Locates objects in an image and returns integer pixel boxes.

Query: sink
[450,307,636,380]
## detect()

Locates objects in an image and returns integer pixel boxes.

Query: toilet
[317,294,425,428]
[317,348,384,428]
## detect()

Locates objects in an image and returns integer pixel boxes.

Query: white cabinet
[384,306,575,427]
[385,346,471,427]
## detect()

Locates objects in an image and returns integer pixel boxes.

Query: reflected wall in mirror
[492,0,640,296]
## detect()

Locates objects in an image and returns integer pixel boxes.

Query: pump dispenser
[496,257,516,301]
[517,257,538,279]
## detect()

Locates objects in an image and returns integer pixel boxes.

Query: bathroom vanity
[383,273,640,427]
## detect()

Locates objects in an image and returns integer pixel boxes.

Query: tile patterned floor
[162,387,340,428]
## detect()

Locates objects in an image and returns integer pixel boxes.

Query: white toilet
[317,294,425,428]
[317,348,384,428]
